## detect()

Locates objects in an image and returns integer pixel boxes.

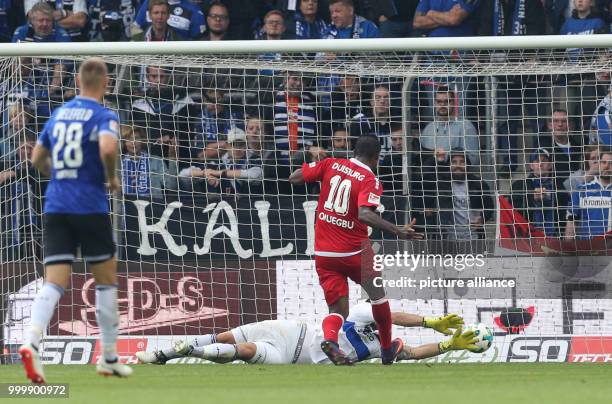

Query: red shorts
[314,249,376,306]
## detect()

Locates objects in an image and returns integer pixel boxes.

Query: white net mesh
[1,44,612,364]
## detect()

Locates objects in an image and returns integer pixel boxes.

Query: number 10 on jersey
[324,175,352,216]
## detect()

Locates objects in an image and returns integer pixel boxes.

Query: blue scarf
[122,152,151,196]
[294,12,328,39]
[493,0,526,36]
[327,15,366,39]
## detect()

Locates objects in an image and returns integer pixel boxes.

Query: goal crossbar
[2,35,612,56]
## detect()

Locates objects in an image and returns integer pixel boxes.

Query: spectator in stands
[133,0,205,40]
[411,147,450,237]
[564,144,600,191]
[245,114,277,192]
[292,126,351,167]
[561,0,607,41]
[180,127,263,195]
[131,65,195,162]
[88,0,138,41]
[193,84,244,161]
[590,88,612,145]
[329,75,364,129]
[258,9,286,39]
[1,1,25,42]
[13,2,72,46]
[0,132,46,260]
[537,109,585,182]
[99,9,128,41]
[476,0,546,36]
[437,151,493,240]
[0,103,34,161]
[203,1,230,40]
[245,116,274,162]
[566,146,612,239]
[285,0,329,39]
[351,84,395,162]
[12,3,71,118]
[545,0,569,34]
[511,148,569,237]
[327,127,352,158]
[419,88,480,167]
[256,9,286,75]
[373,0,419,38]
[209,0,269,40]
[379,124,405,196]
[25,0,88,41]
[273,72,317,164]
[132,0,182,41]
[412,149,492,240]
[413,0,480,37]
[324,0,379,39]
[120,125,179,198]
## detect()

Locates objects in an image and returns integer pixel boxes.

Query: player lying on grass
[136,303,480,365]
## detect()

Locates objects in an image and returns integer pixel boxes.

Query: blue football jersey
[37,96,119,214]
[568,178,612,239]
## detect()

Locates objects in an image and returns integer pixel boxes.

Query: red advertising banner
[49,271,242,336]
[569,337,612,362]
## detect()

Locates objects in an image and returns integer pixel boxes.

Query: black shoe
[154,350,169,365]
[381,338,404,365]
[320,340,353,366]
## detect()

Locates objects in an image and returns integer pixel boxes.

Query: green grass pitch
[1,363,611,404]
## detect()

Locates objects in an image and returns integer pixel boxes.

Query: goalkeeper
[137,303,480,365]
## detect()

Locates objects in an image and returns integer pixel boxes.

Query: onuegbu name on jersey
[319,211,355,229]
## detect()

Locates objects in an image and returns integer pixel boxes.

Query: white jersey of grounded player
[309,302,381,364]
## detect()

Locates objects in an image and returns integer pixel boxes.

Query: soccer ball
[464,323,493,353]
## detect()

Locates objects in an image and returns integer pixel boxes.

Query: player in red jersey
[289,135,422,365]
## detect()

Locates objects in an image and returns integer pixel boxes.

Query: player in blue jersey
[565,146,612,239]
[19,58,132,384]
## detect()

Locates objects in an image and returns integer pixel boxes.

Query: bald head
[78,57,108,96]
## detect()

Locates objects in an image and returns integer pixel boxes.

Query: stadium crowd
[2,0,612,261]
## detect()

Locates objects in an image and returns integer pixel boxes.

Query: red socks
[322,313,344,343]
[371,300,392,350]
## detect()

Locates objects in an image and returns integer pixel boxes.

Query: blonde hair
[78,57,108,91]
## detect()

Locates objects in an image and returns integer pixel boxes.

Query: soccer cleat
[320,340,353,366]
[381,338,404,365]
[96,360,133,377]
[135,350,170,365]
[18,344,46,384]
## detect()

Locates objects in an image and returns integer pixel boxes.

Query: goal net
[1,38,611,364]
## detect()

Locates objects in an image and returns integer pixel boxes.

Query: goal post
[1,36,612,365]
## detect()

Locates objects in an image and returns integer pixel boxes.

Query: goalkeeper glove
[438,328,479,353]
[423,314,464,335]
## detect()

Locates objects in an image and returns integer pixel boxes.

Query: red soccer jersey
[302,157,383,255]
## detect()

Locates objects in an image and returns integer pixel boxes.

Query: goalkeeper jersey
[306,303,382,364]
